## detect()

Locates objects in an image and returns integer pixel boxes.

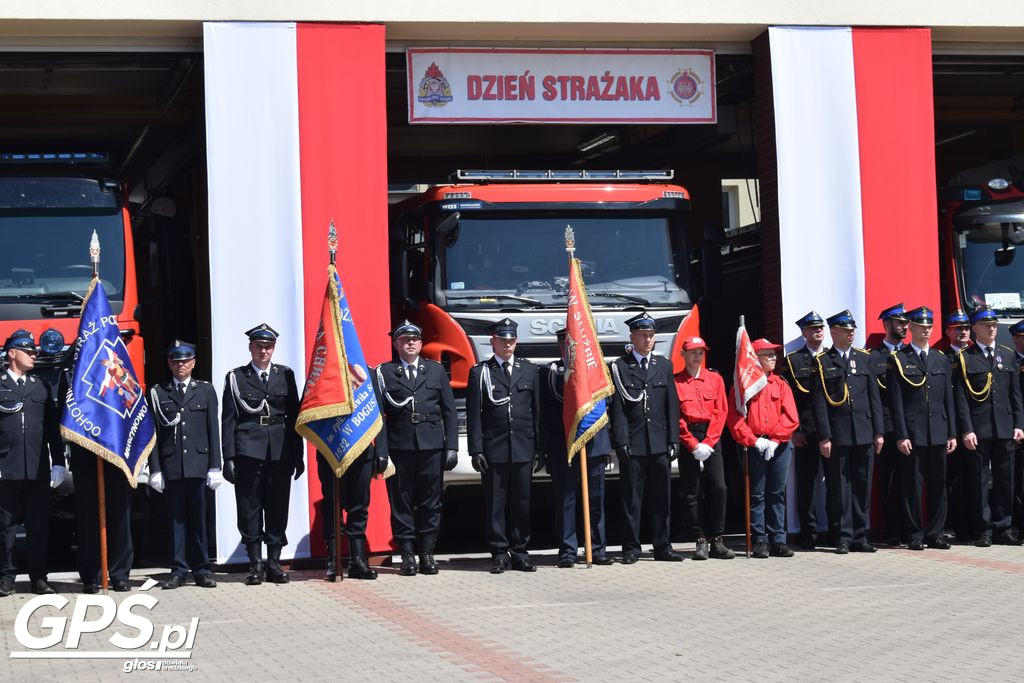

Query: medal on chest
[849,358,856,374]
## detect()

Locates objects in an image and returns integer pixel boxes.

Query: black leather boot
[399,541,417,576]
[324,538,337,581]
[348,539,378,580]
[245,542,264,586]
[418,534,439,575]
[266,545,290,583]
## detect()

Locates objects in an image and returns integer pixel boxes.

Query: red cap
[752,338,782,352]
[682,336,709,351]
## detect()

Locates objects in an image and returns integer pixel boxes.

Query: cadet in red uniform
[726,338,800,558]
[675,336,731,560]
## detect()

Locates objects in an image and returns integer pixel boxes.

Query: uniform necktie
[260,371,269,385]
[919,350,927,365]
[177,382,186,398]
[640,357,648,374]
[407,364,416,381]
[16,377,24,387]
[986,347,994,366]
[505,362,513,378]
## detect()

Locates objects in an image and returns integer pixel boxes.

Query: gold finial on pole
[564,225,576,259]
[328,220,338,266]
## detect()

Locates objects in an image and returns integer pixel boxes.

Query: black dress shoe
[0,576,15,597]
[30,579,55,595]
[419,554,439,575]
[975,532,993,548]
[111,579,132,592]
[489,557,508,574]
[194,574,217,588]
[82,583,100,594]
[850,541,877,553]
[927,537,951,550]
[511,559,537,573]
[592,555,614,565]
[799,533,817,550]
[885,535,902,548]
[995,531,1024,546]
[692,537,710,561]
[620,553,639,565]
[751,541,769,559]
[556,558,575,569]
[162,575,185,590]
[769,543,794,558]
[835,544,850,555]
[653,548,683,562]
[399,553,418,577]
[907,539,925,551]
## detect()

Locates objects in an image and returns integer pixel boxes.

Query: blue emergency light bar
[455,169,674,182]
[0,152,108,165]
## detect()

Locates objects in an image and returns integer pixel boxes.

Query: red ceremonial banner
[733,325,767,416]
[297,267,353,420]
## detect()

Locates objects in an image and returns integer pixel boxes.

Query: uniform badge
[417,62,453,107]
[849,359,856,373]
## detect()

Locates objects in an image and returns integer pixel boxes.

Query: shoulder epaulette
[998,344,1014,354]
[422,358,442,366]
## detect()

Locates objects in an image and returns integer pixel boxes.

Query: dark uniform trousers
[953,344,1024,538]
[316,450,372,545]
[549,452,608,559]
[72,447,134,583]
[782,347,825,539]
[150,380,221,578]
[466,357,541,563]
[222,364,302,548]
[373,360,458,548]
[886,347,956,543]
[678,422,727,538]
[0,371,63,582]
[942,349,971,540]
[608,352,679,556]
[870,346,903,542]
[811,347,884,546]
[1013,354,1024,533]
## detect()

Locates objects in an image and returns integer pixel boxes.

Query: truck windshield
[0,213,125,316]
[959,227,1024,313]
[441,214,689,309]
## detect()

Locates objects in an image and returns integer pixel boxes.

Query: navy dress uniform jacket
[781,346,821,437]
[221,364,302,464]
[539,362,612,459]
[0,371,64,480]
[607,352,680,456]
[466,357,540,464]
[886,347,957,447]
[374,359,458,451]
[868,346,897,434]
[953,344,1024,440]
[150,380,222,480]
[810,347,884,445]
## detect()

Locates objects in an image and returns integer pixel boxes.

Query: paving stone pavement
[2,541,1023,681]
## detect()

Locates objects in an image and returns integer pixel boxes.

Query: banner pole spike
[564,225,576,260]
[328,220,338,267]
[89,230,101,278]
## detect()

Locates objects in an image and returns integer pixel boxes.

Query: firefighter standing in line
[608,312,682,563]
[148,340,222,589]
[675,336,732,561]
[952,306,1024,547]
[0,330,66,597]
[540,327,614,568]
[372,320,458,576]
[936,309,972,541]
[467,319,544,574]
[869,304,909,547]
[780,311,827,550]
[885,307,957,550]
[726,337,800,559]
[221,323,304,585]
[1011,320,1024,535]
[811,310,885,554]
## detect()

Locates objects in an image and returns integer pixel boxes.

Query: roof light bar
[0,152,108,165]
[455,169,674,182]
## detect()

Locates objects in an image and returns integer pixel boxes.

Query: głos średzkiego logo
[417,62,453,107]
[9,578,199,672]
[667,68,704,106]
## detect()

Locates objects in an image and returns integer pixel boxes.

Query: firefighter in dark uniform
[780,310,827,550]
[467,319,544,574]
[540,327,614,568]
[0,330,66,597]
[221,323,304,585]
[148,340,221,589]
[811,310,884,554]
[869,303,909,546]
[372,320,458,576]
[316,437,389,581]
[885,307,957,550]
[936,309,972,541]
[952,306,1024,546]
[608,311,682,564]
[1011,319,1024,535]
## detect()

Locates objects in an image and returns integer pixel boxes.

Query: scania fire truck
[390,170,697,480]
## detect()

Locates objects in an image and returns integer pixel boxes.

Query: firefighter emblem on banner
[417,62,453,107]
[668,68,704,106]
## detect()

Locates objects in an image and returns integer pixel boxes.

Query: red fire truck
[939,177,1024,335]
[0,155,145,385]
[389,170,698,480]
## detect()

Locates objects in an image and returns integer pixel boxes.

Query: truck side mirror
[995,222,1017,267]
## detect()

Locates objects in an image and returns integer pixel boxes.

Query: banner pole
[579,446,593,568]
[739,314,751,559]
[333,473,343,582]
[97,457,109,592]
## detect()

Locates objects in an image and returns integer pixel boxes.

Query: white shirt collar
[631,349,651,365]
[401,357,420,371]
[251,362,271,376]
[883,339,901,352]
[493,354,514,368]
[174,377,191,390]
[804,343,822,355]
[977,342,993,355]
[909,342,928,357]
[6,367,23,382]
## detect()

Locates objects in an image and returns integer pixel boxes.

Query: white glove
[692,444,713,462]
[754,437,772,454]
[149,471,165,493]
[765,440,779,462]
[206,469,225,491]
[50,465,68,489]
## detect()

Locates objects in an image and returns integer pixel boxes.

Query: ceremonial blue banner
[577,400,606,440]
[296,268,388,478]
[60,279,155,487]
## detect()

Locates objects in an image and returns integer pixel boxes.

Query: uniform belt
[240,415,285,426]
[687,421,710,439]
[392,411,441,424]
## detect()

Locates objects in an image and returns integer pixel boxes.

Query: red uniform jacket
[674,368,727,452]
[726,373,800,447]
